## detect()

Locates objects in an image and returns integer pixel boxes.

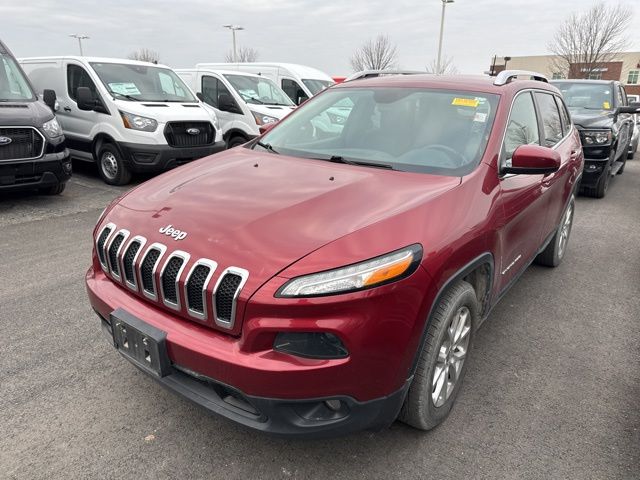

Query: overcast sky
[3,0,639,76]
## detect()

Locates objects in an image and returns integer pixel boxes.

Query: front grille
[161,256,185,304]
[0,127,44,161]
[123,240,142,285]
[97,227,112,266]
[108,233,125,276]
[164,122,214,148]
[215,273,243,323]
[141,249,161,294]
[186,264,211,314]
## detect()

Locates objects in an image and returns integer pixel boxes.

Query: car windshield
[223,74,293,106]
[552,82,613,110]
[302,79,334,95]
[90,62,196,102]
[257,87,499,176]
[0,52,35,101]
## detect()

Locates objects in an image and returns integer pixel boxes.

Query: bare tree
[224,46,259,62]
[127,48,160,64]
[350,35,398,72]
[426,56,459,75]
[548,2,632,79]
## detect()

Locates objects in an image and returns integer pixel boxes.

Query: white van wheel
[97,144,132,186]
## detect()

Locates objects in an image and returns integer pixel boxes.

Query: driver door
[199,73,241,132]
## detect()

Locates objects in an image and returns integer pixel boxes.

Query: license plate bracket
[110,308,171,378]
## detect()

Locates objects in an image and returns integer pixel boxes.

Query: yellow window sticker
[452,97,479,107]
[603,101,611,110]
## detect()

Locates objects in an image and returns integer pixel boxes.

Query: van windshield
[302,79,333,95]
[0,52,35,101]
[257,87,498,177]
[223,74,294,106]
[91,62,196,102]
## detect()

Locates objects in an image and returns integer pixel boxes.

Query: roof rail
[494,70,548,86]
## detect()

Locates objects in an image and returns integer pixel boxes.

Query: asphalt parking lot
[1,158,638,480]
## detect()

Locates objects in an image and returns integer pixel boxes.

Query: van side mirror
[196,92,204,102]
[77,87,95,111]
[42,89,57,111]
[296,90,309,105]
[218,93,241,114]
[617,102,640,115]
[502,145,561,175]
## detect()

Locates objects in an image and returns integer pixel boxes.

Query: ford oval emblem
[186,128,200,136]
[0,136,12,146]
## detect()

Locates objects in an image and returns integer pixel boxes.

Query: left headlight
[277,245,422,298]
[42,117,63,138]
[251,110,279,126]
[120,111,158,132]
[582,129,612,145]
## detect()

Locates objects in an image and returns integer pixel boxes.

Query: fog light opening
[324,399,342,412]
[273,332,349,359]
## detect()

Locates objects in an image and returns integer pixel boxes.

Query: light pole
[436,0,454,75]
[69,34,89,56]
[222,25,244,62]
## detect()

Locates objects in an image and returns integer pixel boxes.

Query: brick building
[488,52,640,96]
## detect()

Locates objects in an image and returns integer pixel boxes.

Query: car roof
[333,74,558,95]
[19,56,172,69]
[551,79,617,85]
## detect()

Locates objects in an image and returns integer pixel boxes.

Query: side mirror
[296,90,309,105]
[218,93,241,114]
[77,87,95,111]
[42,89,57,111]
[196,91,204,102]
[503,145,561,175]
[617,102,640,115]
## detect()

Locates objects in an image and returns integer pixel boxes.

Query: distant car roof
[551,79,617,85]
[19,56,172,70]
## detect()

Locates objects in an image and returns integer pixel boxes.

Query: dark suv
[87,70,583,437]
[0,40,70,194]
[552,79,639,198]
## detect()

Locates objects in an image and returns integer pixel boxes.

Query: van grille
[96,224,248,330]
[0,127,45,161]
[164,122,214,148]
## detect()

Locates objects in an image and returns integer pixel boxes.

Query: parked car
[626,94,639,158]
[176,68,295,148]
[0,40,70,195]
[344,69,424,82]
[196,62,334,105]
[551,79,638,197]
[19,56,225,185]
[86,70,583,437]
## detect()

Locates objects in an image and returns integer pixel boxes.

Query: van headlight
[276,245,422,297]
[42,117,63,138]
[251,111,279,126]
[120,111,158,132]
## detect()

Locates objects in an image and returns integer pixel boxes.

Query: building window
[587,71,602,80]
[552,72,565,80]
[628,70,639,85]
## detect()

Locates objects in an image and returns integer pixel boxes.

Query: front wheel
[42,182,66,195]
[227,136,248,149]
[97,144,132,186]
[535,195,575,267]
[399,280,477,430]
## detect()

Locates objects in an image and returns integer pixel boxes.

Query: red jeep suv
[86,70,583,437]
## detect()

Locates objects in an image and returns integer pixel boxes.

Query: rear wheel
[399,280,477,430]
[97,144,131,186]
[535,195,575,267]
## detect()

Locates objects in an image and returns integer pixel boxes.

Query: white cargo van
[20,56,224,185]
[195,63,334,105]
[176,68,295,148]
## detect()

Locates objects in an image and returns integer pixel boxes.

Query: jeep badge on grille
[159,224,188,241]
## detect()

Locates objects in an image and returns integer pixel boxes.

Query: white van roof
[176,68,267,79]
[19,56,173,70]
[195,62,333,82]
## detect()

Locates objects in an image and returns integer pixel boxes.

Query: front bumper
[0,149,71,192]
[117,141,226,173]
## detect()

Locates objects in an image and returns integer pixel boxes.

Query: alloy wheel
[432,306,471,407]
[557,202,573,259]
[101,152,118,181]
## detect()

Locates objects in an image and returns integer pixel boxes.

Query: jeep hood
[106,148,459,297]
[568,108,614,130]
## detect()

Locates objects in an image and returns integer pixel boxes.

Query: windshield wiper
[321,155,394,170]
[110,91,140,101]
[255,140,279,154]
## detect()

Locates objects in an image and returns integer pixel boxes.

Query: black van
[0,39,70,194]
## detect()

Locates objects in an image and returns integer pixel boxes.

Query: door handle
[570,150,580,159]
[63,106,72,112]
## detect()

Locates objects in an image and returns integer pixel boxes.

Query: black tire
[535,195,575,267]
[42,182,66,195]
[97,144,132,186]
[227,135,248,149]
[582,163,610,198]
[617,157,626,174]
[399,280,477,430]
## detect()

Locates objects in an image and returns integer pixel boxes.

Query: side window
[555,96,572,136]
[503,92,540,162]
[534,92,563,147]
[281,78,307,104]
[201,76,234,110]
[67,64,98,101]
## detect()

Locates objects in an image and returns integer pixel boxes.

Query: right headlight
[120,111,158,132]
[276,245,422,298]
[251,110,279,126]
[582,130,612,146]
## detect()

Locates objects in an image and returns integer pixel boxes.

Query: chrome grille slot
[185,259,217,320]
[107,230,129,281]
[140,243,167,299]
[213,267,249,329]
[121,236,146,290]
[160,251,190,310]
[96,223,115,271]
